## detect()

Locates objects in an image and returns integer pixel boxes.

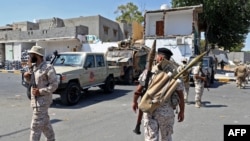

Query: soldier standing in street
[177,58,191,103]
[193,61,206,108]
[234,62,248,89]
[132,48,185,141]
[23,46,58,141]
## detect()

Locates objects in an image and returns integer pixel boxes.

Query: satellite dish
[33,19,37,23]
[160,4,169,10]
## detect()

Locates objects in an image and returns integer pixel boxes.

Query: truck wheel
[124,68,133,85]
[103,76,115,93]
[61,82,81,105]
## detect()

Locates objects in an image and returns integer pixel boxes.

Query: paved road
[0,73,249,141]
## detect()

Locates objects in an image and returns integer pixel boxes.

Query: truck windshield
[53,54,83,67]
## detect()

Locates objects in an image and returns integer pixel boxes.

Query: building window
[113,29,117,37]
[103,26,109,35]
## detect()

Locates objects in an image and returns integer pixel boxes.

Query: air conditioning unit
[176,37,184,45]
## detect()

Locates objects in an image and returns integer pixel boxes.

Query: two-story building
[143,4,203,65]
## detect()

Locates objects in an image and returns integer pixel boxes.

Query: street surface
[0,73,249,141]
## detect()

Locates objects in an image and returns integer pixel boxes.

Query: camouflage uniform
[244,64,250,84]
[177,63,190,103]
[29,61,58,141]
[234,63,247,88]
[193,65,204,108]
[138,65,184,141]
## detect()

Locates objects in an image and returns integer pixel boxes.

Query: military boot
[133,123,141,135]
[195,101,201,108]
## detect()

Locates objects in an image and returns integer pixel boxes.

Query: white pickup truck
[22,52,120,105]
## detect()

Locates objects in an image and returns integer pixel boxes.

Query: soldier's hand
[132,102,138,113]
[23,72,32,81]
[32,88,40,96]
[177,111,184,122]
[201,77,206,82]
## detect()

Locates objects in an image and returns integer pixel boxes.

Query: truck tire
[124,67,133,85]
[103,76,115,93]
[61,82,81,105]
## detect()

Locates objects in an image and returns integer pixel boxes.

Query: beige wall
[132,21,143,42]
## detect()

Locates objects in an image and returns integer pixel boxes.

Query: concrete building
[227,52,250,64]
[0,15,132,69]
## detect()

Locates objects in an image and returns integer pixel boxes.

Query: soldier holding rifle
[132,47,185,141]
[23,46,58,141]
[193,61,207,108]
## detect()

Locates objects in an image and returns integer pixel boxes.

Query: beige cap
[28,46,45,56]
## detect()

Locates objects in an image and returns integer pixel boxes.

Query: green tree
[114,2,144,24]
[172,0,250,51]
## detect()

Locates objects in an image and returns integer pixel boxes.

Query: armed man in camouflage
[234,62,248,89]
[177,58,191,103]
[132,48,185,141]
[193,61,206,108]
[23,46,58,141]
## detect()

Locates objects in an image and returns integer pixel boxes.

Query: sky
[0,0,249,51]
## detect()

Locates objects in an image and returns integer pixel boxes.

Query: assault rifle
[133,40,156,135]
[30,65,38,111]
[199,67,209,91]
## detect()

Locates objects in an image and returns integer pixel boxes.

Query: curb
[215,77,235,82]
[0,69,21,74]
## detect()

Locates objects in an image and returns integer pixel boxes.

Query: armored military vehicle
[106,39,150,85]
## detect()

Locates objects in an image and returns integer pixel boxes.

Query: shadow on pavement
[0,119,62,139]
[187,101,227,108]
[50,88,132,109]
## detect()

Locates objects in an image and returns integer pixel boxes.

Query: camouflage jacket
[29,61,58,107]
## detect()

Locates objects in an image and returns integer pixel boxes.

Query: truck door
[82,54,96,86]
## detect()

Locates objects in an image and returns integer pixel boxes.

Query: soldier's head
[156,48,173,62]
[28,46,45,63]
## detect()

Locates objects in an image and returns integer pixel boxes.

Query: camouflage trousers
[236,76,246,88]
[30,106,55,141]
[183,82,190,100]
[143,103,174,141]
[194,82,204,102]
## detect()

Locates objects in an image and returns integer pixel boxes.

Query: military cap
[158,48,173,57]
